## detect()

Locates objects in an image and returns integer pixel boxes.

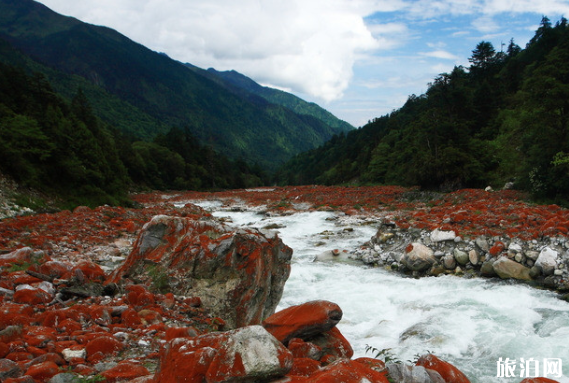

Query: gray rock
[493,257,532,280]
[431,229,456,243]
[535,247,558,276]
[468,249,480,265]
[443,254,456,270]
[386,363,445,383]
[480,259,497,277]
[526,250,540,261]
[47,373,78,383]
[401,243,435,272]
[453,249,469,266]
[475,236,489,252]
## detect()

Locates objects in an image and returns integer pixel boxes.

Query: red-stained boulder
[262,300,343,345]
[85,335,125,362]
[12,286,53,305]
[304,358,390,383]
[307,326,353,363]
[288,357,321,377]
[100,361,150,383]
[25,361,59,381]
[39,261,71,279]
[416,354,471,383]
[154,325,293,383]
[287,338,323,360]
[354,357,387,373]
[520,378,560,383]
[107,215,293,329]
[73,261,106,282]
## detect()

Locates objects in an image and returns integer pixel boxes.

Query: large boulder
[492,257,532,281]
[262,300,343,345]
[401,243,436,272]
[535,247,558,276]
[153,325,293,383]
[107,215,293,328]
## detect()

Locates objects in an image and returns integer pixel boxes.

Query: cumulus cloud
[35,0,569,123]
[39,0,400,102]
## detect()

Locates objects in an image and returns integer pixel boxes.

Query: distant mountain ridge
[0,0,352,170]
[196,66,353,132]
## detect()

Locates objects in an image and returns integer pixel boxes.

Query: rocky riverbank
[0,185,567,382]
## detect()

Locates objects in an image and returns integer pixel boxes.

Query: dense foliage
[277,17,569,204]
[0,63,267,208]
[0,0,351,172]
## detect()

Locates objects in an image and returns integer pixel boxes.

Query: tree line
[276,17,569,204]
[0,63,267,208]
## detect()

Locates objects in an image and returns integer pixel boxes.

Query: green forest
[0,63,267,208]
[277,17,569,204]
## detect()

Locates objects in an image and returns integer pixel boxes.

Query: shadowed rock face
[107,215,293,329]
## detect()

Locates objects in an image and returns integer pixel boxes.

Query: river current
[191,200,569,383]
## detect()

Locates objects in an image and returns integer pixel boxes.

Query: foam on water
[195,202,569,383]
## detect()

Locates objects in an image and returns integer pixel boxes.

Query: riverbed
[191,199,569,383]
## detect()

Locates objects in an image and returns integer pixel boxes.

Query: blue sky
[36,0,569,127]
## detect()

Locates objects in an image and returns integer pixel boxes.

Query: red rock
[354,357,387,373]
[305,358,390,383]
[154,325,293,383]
[107,215,293,329]
[287,338,323,360]
[72,261,106,282]
[0,359,22,380]
[26,345,46,357]
[89,306,112,326]
[138,309,163,325]
[39,261,71,279]
[57,318,82,333]
[183,296,201,307]
[25,361,59,381]
[85,335,125,362]
[73,364,96,376]
[0,341,9,358]
[120,307,142,328]
[288,357,321,377]
[263,300,343,345]
[6,351,34,362]
[100,361,150,383]
[416,354,470,383]
[165,326,199,341]
[520,378,560,383]
[12,287,52,305]
[306,327,353,362]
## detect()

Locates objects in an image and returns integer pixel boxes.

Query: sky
[36,0,569,128]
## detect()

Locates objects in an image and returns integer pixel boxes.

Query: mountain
[277,17,569,204]
[187,66,353,132]
[0,0,351,171]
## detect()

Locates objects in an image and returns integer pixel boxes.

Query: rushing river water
[191,200,569,383]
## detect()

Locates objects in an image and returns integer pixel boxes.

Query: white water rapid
[191,200,569,383]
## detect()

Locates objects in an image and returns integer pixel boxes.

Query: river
[191,199,569,383]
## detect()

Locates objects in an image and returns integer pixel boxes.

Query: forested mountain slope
[0,0,350,171]
[277,17,569,204]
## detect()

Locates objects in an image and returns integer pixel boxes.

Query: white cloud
[38,0,393,102]
[422,50,460,59]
